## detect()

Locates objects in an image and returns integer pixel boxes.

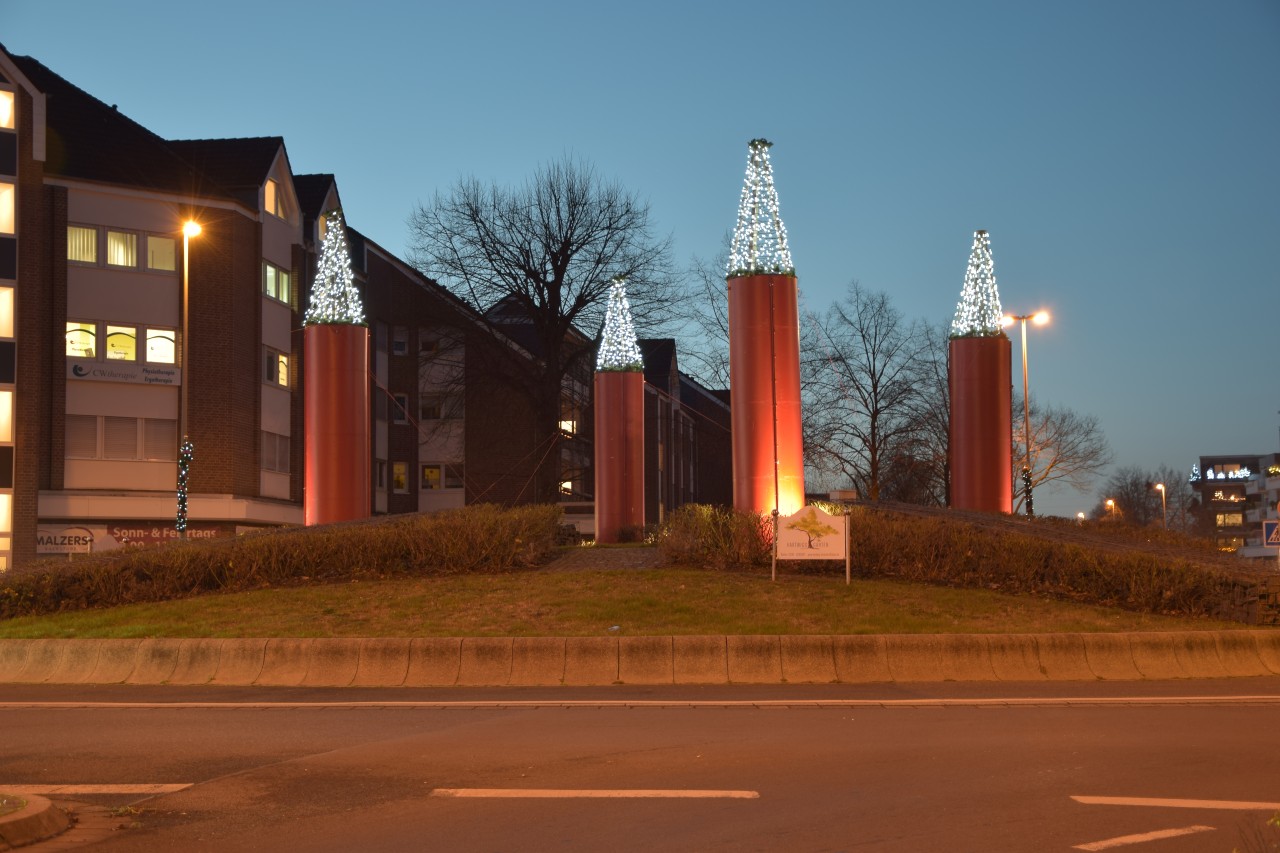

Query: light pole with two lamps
[1002,311,1050,516]
[177,219,201,538]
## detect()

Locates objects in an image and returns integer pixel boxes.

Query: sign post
[1264,515,1280,571]
[773,505,852,584]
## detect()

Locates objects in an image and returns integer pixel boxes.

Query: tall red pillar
[594,370,645,542]
[728,273,805,515]
[304,323,370,525]
[949,335,1012,512]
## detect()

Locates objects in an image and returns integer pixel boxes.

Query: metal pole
[1020,317,1033,516]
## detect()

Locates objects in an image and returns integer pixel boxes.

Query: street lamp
[1154,482,1167,529]
[1002,310,1050,517]
[178,219,201,538]
[1105,498,1115,519]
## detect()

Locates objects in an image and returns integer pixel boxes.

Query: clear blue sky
[7,0,1279,517]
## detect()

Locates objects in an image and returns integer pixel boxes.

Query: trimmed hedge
[658,504,1242,620]
[0,504,561,620]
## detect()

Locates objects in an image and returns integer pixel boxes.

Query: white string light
[596,277,643,371]
[304,210,365,326]
[950,229,1005,337]
[728,139,794,278]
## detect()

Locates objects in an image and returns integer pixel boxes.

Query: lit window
[67,226,97,263]
[146,328,176,363]
[0,183,13,235]
[264,262,291,303]
[0,287,12,338]
[391,462,408,493]
[0,389,12,442]
[1216,513,1244,527]
[421,464,442,489]
[106,230,137,267]
[265,350,289,387]
[264,178,286,218]
[65,322,96,358]
[0,91,13,129]
[147,236,176,271]
[105,325,137,361]
[560,480,573,495]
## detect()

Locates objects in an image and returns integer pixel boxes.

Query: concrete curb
[0,794,71,849]
[0,630,1277,686]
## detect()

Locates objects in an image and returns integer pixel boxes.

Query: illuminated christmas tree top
[596,277,643,372]
[950,229,1005,337]
[728,139,794,279]
[304,210,365,326]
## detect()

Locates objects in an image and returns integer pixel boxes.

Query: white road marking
[2,696,1279,710]
[1073,795,1280,811]
[431,788,759,799]
[1073,825,1215,851]
[0,784,192,795]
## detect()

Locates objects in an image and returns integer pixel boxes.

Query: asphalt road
[4,681,1280,852]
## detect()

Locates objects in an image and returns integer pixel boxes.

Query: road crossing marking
[1073,825,1215,851]
[431,788,759,799]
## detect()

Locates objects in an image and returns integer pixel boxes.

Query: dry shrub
[846,509,1238,617]
[0,504,561,620]
[657,504,771,570]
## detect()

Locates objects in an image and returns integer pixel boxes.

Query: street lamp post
[1154,482,1167,529]
[1105,498,1116,519]
[178,219,201,538]
[1002,311,1050,517]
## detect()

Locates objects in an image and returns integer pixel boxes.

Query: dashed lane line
[431,789,759,799]
[1073,825,1215,851]
[0,784,193,795]
[1072,796,1280,811]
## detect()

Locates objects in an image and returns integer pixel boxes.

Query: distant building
[639,339,732,525]
[1190,453,1280,557]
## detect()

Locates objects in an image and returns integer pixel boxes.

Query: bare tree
[676,246,732,389]
[1094,463,1195,530]
[407,156,678,501]
[1012,395,1114,515]
[802,283,938,502]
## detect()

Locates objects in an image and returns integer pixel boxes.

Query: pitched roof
[167,137,284,209]
[7,51,198,194]
[293,173,338,220]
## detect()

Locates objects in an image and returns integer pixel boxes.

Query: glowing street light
[1002,310,1050,516]
[1105,498,1116,519]
[178,219,201,538]
[1154,482,1167,529]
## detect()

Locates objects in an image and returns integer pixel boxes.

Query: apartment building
[0,43,734,567]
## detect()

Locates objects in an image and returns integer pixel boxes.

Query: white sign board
[776,506,848,560]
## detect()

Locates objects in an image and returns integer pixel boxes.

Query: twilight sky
[7,0,1279,517]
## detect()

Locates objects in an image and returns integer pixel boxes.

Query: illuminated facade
[1190,453,1280,557]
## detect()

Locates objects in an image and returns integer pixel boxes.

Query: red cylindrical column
[594,370,645,543]
[304,323,371,525]
[949,336,1012,513]
[728,273,805,516]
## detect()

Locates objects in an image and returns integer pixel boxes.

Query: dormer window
[0,91,13,130]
